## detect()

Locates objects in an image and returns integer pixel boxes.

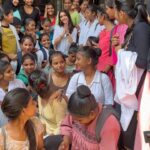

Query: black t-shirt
[126,22,150,69]
[19,6,40,28]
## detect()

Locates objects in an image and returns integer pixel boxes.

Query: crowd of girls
[0,0,150,150]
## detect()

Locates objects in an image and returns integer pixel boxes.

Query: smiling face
[1,65,15,82]
[47,4,55,16]
[85,8,96,21]
[40,34,50,49]
[64,0,72,10]
[42,21,50,33]
[12,0,19,6]
[80,1,88,12]
[75,51,90,71]
[22,58,36,75]
[59,11,69,25]
[21,38,34,54]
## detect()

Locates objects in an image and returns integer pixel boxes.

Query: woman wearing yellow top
[29,70,67,135]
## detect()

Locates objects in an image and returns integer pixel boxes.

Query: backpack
[95,106,120,142]
[40,46,48,61]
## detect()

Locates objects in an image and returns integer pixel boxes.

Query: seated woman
[49,51,72,95]
[0,88,44,150]
[66,46,114,105]
[59,85,120,150]
[29,70,67,135]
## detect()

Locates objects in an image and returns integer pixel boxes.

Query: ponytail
[115,0,148,23]
[134,3,148,24]
[25,120,37,150]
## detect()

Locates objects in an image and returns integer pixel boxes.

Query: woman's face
[85,8,95,21]
[23,58,36,75]
[80,1,88,12]
[23,97,37,118]
[42,22,50,34]
[98,13,104,25]
[5,11,13,24]
[115,9,126,24]
[26,21,36,33]
[59,12,69,25]
[105,6,115,20]
[47,4,55,16]
[75,52,90,70]
[51,55,66,73]
[2,65,14,82]
[12,0,19,6]
[24,0,33,6]
[41,35,50,49]
[71,110,97,125]
[21,39,34,53]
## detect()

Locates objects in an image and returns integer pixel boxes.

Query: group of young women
[0,0,150,150]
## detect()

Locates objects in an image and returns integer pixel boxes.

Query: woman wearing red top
[43,2,56,31]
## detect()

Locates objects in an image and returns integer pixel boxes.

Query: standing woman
[66,46,114,105]
[78,4,104,46]
[43,2,56,32]
[53,10,77,55]
[113,0,150,149]
[96,6,116,90]
[0,88,44,150]
[19,0,40,30]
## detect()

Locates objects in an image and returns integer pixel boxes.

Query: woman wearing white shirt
[66,46,114,105]
[78,4,104,46]
[53,10,77,55]
[0,60,26,127]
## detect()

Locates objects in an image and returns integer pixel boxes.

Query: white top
[36,50,44,68]
[53,25,77,55]
[0,128,29,150]
[114,49,144,131]
[0,79,26,102]
[66,70,114,105]
[79,12,86,23]
[78,19,104,46]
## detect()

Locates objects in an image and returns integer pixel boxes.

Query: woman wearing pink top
[96,6,116,90]
[59,85,120,150]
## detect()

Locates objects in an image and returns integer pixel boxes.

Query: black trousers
[44,135,71,150]
[115,103,137,150]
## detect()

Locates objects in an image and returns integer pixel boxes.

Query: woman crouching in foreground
[59,85,121,150]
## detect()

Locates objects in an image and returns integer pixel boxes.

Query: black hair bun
[77,85,91,98]
[94,48,102,57]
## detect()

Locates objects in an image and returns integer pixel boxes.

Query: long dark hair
[58,10,74,33]
[1,88,37,150]
[68,85,98,116]
[115,0,148,24]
